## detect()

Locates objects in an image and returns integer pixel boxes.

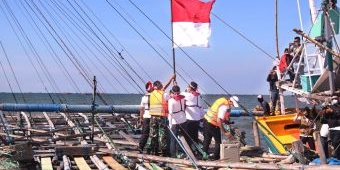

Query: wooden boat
[255,113,300,154]
[255,0,340,160]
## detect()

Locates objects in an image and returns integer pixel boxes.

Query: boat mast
[170,0,177,82]
[309,0,318,24]
[322,0,336,94]
[275,0,286,114]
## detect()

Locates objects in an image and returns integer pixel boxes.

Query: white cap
[257,95,263,99]
[230,96,239,107]
[331,99,338,105]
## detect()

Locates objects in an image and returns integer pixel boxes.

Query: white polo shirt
[218,105,230,120]
[140,94,151,119]
[182,92,204,120]
[168,97,187,126]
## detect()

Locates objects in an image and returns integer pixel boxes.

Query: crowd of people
[138,75,240,160]
[289,96,340,160]
[256,34,340,160]
[318,96,340,159]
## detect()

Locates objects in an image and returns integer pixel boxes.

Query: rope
[211,13,276,61]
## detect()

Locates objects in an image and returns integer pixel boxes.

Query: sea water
[0,93,302,151]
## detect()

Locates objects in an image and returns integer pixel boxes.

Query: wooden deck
[0,111,339,170]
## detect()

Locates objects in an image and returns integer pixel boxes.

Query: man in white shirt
[182,81,204,151]
[168,85,187,158]
[202,96,239,160]
[138,81,153,153]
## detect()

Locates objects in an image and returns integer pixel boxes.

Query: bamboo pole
[293,28,340,59]
[252,121,260,147]
[116,151,340,170]
[63,155,71,170]
[20,112,31,136]
[315,132,327,164]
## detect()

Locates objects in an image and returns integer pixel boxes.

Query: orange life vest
[204,97,232,126]
[149,90,168,117]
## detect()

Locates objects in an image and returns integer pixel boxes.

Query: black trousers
[202,119,221,160]
[186,120,200,149]
[330,130,340,159]
[139,118,150,150]
[169,122,187,158]
[320,136,329,158]
[300,136,315,150]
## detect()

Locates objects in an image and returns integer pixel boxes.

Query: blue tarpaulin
[311,157,340,165]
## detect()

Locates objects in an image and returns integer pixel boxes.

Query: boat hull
[256,114,300,154]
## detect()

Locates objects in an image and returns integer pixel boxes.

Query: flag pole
[170,0,176,82]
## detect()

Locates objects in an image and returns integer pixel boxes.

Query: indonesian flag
[171,0,215,48]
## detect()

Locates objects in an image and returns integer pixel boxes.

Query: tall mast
[275,0,286,114]
[170,0,176,82]
[322,0,336,94]
[309,0,318,24]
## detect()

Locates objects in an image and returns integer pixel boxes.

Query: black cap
[172,85,180,93]
[189,81,198,90]
[153,81,162,89]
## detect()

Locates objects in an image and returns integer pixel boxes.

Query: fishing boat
[255,0,340,157]
[256,114,300,154]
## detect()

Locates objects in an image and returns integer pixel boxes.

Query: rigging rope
[211,13,277,61]
[80,0,153,82]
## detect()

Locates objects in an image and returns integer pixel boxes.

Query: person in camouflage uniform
[145,75,175,156]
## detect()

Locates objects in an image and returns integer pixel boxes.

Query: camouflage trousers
[145,116,168,156]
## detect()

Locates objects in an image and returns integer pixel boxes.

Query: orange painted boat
[255,113,301,154]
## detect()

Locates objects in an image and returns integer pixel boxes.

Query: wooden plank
[55,146,98,158]
[179,136,196,162]
[143,162,154,170]
[90,155,108,170]
[102,156,127,170]
[118,131,138,145]
[41,157,53,170]
[74,157,92,170]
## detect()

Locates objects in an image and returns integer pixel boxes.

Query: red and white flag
[171,0,215,48]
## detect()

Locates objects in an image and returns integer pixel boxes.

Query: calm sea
[0,93,302,151]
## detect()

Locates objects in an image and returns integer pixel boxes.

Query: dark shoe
[208,154,219,161]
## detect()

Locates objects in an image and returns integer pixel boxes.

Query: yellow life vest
[204,97,232,126]
[149,90,168,117]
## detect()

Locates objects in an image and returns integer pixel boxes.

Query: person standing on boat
[293,107,316,150]
[138,81,153,153]
[288,36,303,88]
[326,96,340,159]
[168,85,187,158]
[266,68,279,115]
[256,95,270,116]
[319,103,332,158]
[279,48,295,82]
[182,81,204,152]
[202,96,239,160]
[147,74,175,156]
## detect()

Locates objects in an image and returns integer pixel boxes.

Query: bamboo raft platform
[0,110,339,170]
